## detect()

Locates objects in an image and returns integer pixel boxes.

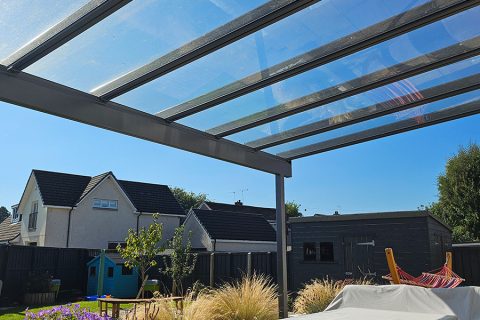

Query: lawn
[0,301,132,320]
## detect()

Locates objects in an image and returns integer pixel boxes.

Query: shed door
[344,235,376,278]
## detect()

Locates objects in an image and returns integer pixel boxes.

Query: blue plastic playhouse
[87,252,138,298]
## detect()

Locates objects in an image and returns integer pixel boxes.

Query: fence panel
[0,245,91,303]
[453,245,480,286]
[1,246,291,303]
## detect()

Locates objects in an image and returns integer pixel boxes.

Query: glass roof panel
[25,0,265,91]
[114,0,429,113]
[228,57,480,145]
[178,6,479,132]
[0,0,89,61]
[264,89,480,157]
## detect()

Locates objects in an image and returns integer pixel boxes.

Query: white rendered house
[10,170,185,249]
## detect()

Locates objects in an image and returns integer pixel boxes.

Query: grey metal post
[276,174,288,318]
[247,252,252,278]
[209,252,215,287]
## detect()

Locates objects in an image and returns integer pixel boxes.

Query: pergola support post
[275,174,288,318]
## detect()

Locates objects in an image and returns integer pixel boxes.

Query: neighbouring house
[11,170,185,249]
[183,209,277,252]
[289,211,452,291]
[198,200,292,249]
[0,206,21,244]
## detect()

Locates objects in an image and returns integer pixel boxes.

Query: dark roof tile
[204,201,277,221]
[33,170,91,207]
[118,180,184,215]
[193,209,276,242]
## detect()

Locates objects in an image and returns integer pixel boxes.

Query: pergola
[1,0,479,317]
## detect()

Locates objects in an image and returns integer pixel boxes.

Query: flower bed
[25,304,111,320]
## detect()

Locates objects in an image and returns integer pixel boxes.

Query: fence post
[209,253,215,287]
[266,252,271,275]
[247,252,252,278]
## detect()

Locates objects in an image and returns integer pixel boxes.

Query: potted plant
[23,271,57,305]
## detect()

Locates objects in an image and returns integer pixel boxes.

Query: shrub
[293,278,372,314]
[25,304,111,320]
[207,274,278,320]
[129,275,277,320]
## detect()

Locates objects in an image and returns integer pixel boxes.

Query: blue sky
[1,0,479,215]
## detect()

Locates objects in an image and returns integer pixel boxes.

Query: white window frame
[93,198,118,210]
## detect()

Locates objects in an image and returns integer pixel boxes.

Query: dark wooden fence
[147,252,287,294]
[452,244,480,286]
[0,245,94,304]
[0,245,288,304]
[0,245,96,304]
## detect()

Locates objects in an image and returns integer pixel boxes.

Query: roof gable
[25,170,184,216]
[192,209,276,242]
[204,201,277,221]
[33,170,91,207]
[118,180,184,215]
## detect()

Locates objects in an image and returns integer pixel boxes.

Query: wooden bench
[98,297,183,318]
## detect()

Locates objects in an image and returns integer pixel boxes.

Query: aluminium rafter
[91,0,317,100]
[247,73,480,149]
[158,0,479,121]
[2,0,132,71]
[208,36,480,137]
[0,66,291,177]
[278,98,480,160]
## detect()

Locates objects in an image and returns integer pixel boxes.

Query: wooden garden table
[98,296,183,318]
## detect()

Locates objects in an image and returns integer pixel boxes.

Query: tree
[286,201,303,218]
[0,206,10,222]
[117,214,164,297]
[161,225,197,295]
[429,143,480,242]
[171,187,208,212]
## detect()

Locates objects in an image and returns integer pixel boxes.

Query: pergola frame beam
[247,74,480,149]
[2,0,132,71]
[91,0,317,100]
[208,37,480,137]
[0,66,291,177]
[278,98,480,160]
[158,0,479,121]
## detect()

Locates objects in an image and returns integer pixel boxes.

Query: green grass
[0,301,132,320]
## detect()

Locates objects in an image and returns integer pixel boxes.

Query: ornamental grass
[293,278,372,314]
[131,274,277,320]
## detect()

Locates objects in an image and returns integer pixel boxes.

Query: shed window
[122,265,133,275]
[320,242,334,262]
[90,266,96,276]
[108,242,126,250]
[107,267,114,278]
[303,243,316,261]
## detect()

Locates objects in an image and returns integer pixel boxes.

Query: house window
[320,242,334,262]
[108,242,126,250]
[122,265,133,275]
[107,267,114,278]
[90,266,96,276]
[28,201,38,230]
[12,206,20,222]
[303,243,316,261]
[93,199,118,210]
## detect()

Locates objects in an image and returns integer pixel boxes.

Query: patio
[0,0,479,318]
